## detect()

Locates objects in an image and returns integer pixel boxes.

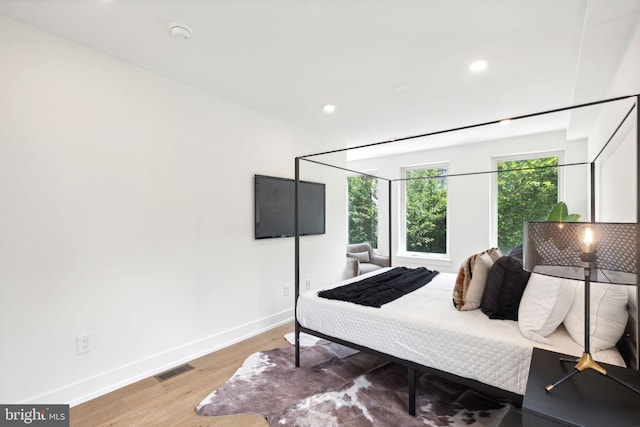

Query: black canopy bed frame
[293,94,640,415]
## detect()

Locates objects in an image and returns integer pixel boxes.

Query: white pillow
[518,273,577,344]
[563,282,628,351]
[459,252,493,311]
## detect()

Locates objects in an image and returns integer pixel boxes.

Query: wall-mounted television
[254,174,326,239]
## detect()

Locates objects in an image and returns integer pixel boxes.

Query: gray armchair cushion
[347,242,374,254]
[359,262,382,275]
[347,251,370,263]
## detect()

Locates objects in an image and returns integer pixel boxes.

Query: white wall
[595,119,636,222]
[0,16,346,405]
[589,19,639,222]
[348,131,588,273]
[588,19,639,316]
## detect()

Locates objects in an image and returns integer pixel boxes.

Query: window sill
[395,253,452,268]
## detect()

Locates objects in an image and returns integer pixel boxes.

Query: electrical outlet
[305,279,311,290]
[283,284,290,296]
[77,334,90,354]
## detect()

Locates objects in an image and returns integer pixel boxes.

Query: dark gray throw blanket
[318,267,439,307]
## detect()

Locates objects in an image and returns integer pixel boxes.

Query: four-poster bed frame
[293,94,640,415]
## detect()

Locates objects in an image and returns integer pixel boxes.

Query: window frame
[399,162,450,260]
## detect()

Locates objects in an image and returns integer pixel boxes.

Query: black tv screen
[254,174,326,239]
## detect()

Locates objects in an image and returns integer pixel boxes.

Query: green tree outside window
[405,167,447,254]
[347,175,378,246]
[497,157,558,253]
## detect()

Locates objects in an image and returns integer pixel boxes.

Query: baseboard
[23,309,294,407]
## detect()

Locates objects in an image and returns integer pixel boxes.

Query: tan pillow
[453,247,501,311]
[484,247,502,262]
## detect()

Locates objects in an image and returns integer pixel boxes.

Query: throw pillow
[347,251,370,263]
[563,283,629,351]
[518,273,576,344]
[481,256,531,320]
[485,247,502,262]
[508,245,523,261]
[453,247,501,310]
[457,253,493,311]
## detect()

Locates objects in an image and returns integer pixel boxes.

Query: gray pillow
[347,251,370,263]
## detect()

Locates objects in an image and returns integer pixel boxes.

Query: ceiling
[0,0,639,159]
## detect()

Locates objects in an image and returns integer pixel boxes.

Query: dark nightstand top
[522,348,640,427]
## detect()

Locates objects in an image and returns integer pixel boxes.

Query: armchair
[346,242,390,278]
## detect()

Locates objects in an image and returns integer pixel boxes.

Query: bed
[292,95,640,415]
[296,268,627,400]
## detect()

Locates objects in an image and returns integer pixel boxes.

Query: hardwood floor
[70,323,294,427]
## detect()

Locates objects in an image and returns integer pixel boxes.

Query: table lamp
[523,221,640,394]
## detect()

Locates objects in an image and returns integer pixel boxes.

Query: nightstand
[522,348,640,427]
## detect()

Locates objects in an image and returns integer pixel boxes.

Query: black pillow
[480,256,530,320]
[508,245,523,261]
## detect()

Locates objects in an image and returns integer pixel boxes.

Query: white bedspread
[296,268,625,395]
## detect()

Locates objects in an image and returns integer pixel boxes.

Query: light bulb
[577,224,599,259]
[578,225,597,252]
[583,228,593,246]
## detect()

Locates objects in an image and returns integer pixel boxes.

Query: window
[495,155,559,254]
[403,165,447,255]
[347,175,378,247]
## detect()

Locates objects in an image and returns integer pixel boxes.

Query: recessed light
[169,23,193,40]
[323,104,336,113]
[469,59,488,72]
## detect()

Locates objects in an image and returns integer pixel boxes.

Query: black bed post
[295,156,301,368]
[408,367,416,415]
[388,179,393,266]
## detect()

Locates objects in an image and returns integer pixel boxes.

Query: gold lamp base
[545,352,640,394]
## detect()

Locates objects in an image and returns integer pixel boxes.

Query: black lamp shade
[523,222,638,286]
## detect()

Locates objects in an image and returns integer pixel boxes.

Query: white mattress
[296,268,625,395]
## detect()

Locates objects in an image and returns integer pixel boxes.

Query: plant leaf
[547,202,568,221]
[565,214,581,222]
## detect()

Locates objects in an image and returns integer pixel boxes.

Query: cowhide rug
[196,335,510,426]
